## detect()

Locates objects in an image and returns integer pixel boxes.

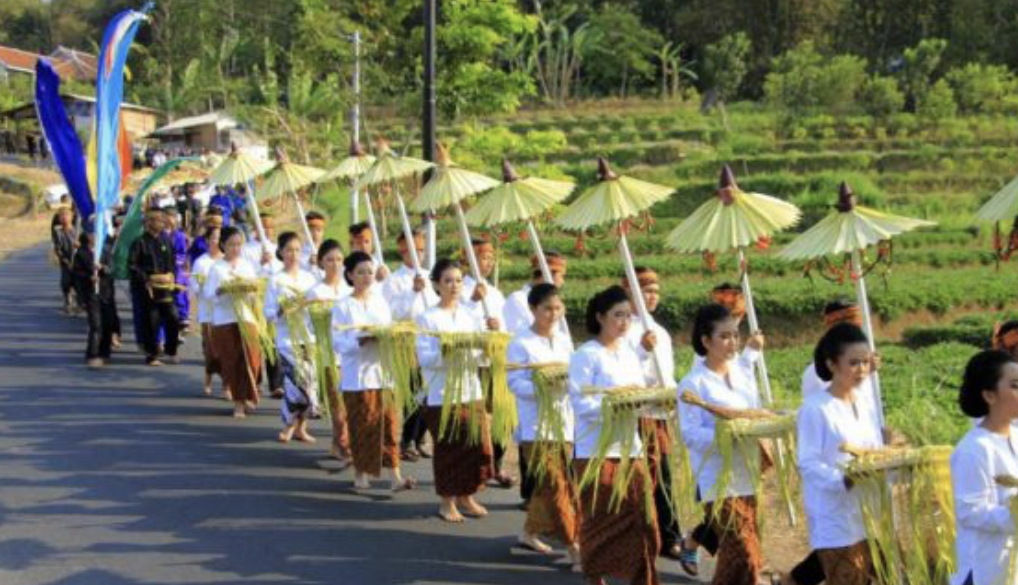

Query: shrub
[917,79,957,122]
[945,63,1018,114]
[860,75,905,118]
[764,42,868,115]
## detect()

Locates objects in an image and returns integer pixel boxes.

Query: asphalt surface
[0,245,695,585]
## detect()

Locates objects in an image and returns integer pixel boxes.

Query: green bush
[860,75,905,118]
[764,42,868,115]
[945,63,1018,114]
[917,79,957,122]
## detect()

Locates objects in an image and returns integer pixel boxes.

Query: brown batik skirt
[201,323,221,376]
[817,540,873,585]
[211,323,261,404]
[705,496,762,585]
[424,402,494,497]
[343,389,400,476]
[574,458,660,585]
[521,441,578,545]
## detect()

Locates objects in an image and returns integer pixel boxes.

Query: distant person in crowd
[128,207,180,366]
[51,206,78,314]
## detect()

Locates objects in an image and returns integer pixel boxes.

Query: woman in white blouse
[678,303,765,585]
[202,226,260,418]
[264,232,319,444]
[304,239,352,463]
[568,285,659,585]
[190,225,229,400]
[506,283,578,564]
[952,349,1018,585]
[796,322,882,585]
[333,251,414,492]
[416,258,500,523]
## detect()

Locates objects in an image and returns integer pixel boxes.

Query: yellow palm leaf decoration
[411,142,500,213]
[465,160,574,227]
[259,148,325,201]
[354,139,433,190]
[208,142,273,186]
[976,173,1018,222]
[318,139,377,184]
[666,165,801,253]
[555,158,672,231]
[778,182,935,431]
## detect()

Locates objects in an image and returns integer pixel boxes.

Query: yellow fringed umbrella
[260,147,326,250]
[666,164,801,406]
[208,143,275,249]
[356,138,434,284]
[556,156,673,383]
[318,140,383,265]
[974,173,1018,264]
[778,182,935,422]
[411,142,501,319]
[465,160,574,284]
[319,140,377,183]
[667,164,802,524]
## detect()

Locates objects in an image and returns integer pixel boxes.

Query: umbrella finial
[436,142,452,166]
[717,164,738,206]
[837,181,856,212]
[229,141,239,156]
[350,138,366,157]
[501,159,520,183]
[274,146,288,164]
[375,138,392,156]
[596,156,618,182]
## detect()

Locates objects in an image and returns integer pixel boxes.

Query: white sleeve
[568,350,602,423]
[679,378,714,453]
[796,404,847,493]
[952,446,1014,534]
[263,279,280,323]
[203,265,221,302]
[332,303,361,357]
[507,339,535,399]
[415,313,443,369]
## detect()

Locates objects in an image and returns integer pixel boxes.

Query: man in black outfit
[128,208,180,366]
[72,227,119,368]
[51,206,78,314]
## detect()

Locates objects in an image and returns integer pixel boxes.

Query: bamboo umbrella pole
[526,220,553,284]
[291,193,315,253]
[619,229,667,386]
[454,203,493,320]
[246,180,269,254]
[851,249,886,428]
[361,188,384,265]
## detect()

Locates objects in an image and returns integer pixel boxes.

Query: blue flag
[93,6,149,268]
[34,59,94,219]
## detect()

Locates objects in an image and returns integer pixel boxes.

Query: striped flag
[93,5,150,272]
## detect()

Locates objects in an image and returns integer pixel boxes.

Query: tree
[917,79,956,122]
[701,32,750,120]
[414,0,536,119]
[655,41,696,100]
[582,4,662,98]
[897,38,948,112]
[859,75,904,119]
[519,1,595,106]
[945,63,1018,114]
[764,42,867,115]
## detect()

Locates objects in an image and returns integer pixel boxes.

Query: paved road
[0,246,693,585]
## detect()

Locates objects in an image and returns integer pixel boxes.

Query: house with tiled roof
[0,43,98,82]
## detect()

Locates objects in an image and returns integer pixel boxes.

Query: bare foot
[438,501,464,523]
[391,477,416,492]
[278,430,293,443]
[517,533,553,554]
[457,496,488,518]
[294,430,316,443]
[223,389,233,402]
[203,386,213,396]
[232,405,246,418]
[353,474,371,490]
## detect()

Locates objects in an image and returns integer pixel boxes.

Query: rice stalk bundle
[426,331,514,445]
[280,293,315,388]
[221,277,275,364]
[714,413,798,532]
[577,386,686,523]
[373,321,420,414]
[307,300,340,416]
[528,363,570,483]
[846,445,955,585]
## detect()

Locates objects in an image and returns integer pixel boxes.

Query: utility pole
[422,0,437,269]
[350,30,362,223]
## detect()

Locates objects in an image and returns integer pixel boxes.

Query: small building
[0,94,161,158]
[0,44,98,82]
[149,111,266,156]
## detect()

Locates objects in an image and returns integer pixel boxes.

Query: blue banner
[34,59,94,218]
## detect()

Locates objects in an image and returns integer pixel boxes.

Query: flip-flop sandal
[392,477,417,492]
[679,547,699,577]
